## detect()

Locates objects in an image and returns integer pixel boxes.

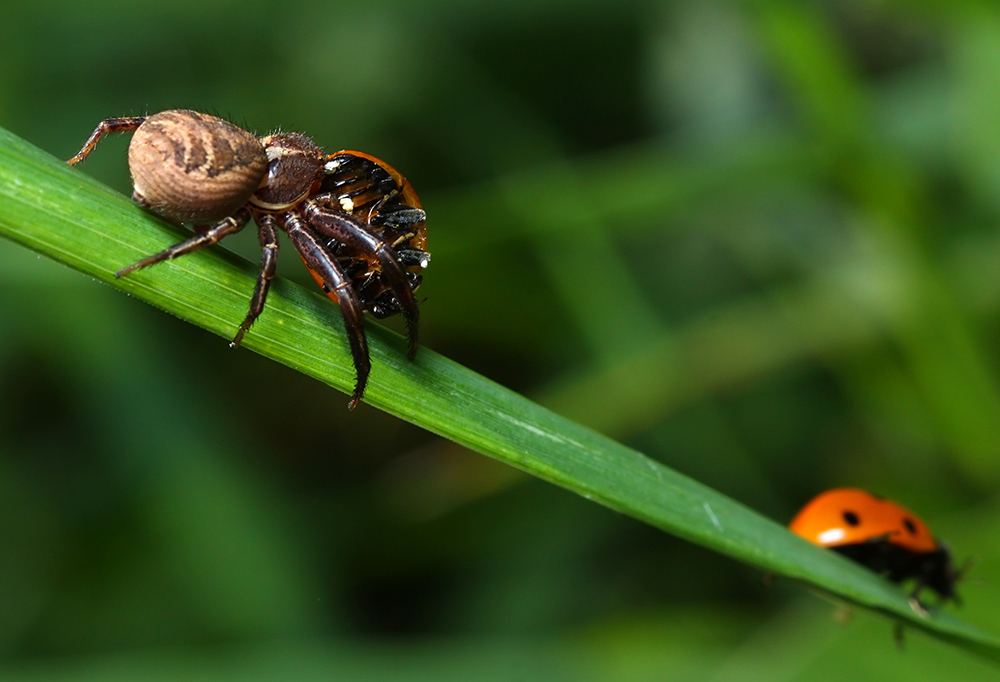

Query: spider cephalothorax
[68,109,429,408]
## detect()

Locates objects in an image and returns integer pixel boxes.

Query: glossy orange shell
[788,488,939,554]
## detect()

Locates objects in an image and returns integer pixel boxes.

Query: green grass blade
[1,124,997,662]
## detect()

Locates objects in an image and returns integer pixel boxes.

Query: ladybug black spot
[842,510,861,526]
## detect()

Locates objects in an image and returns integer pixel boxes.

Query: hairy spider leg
[282,213,371,409]
[302,199,420,360]
[66,117,147,166]
[231,213,280,347]
[115,208,252,279]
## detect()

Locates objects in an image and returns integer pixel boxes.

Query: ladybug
[309,150,430,321]
[789,488,960,607]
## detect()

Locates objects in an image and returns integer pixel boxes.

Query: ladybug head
[919,543,964,606]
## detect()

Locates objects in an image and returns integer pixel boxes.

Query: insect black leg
[67,117,147,166]
[116,208,251,278]
[231,213,280,347]
[283,214,370,409]
[301,200,419,360]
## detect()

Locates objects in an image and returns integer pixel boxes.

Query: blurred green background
[2,0,1000,678]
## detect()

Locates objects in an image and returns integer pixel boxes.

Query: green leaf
[1,124,997,662]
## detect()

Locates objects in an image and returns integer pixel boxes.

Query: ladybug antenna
[949,555,977,607]
[956,555,976,582]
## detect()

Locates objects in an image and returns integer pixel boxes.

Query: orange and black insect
[789,488,961,607]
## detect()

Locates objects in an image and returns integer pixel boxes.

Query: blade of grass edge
[0,125,997,662]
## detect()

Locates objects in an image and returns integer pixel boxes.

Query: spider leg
[283,213,370,409]
[231,213,280,347]
[67,117,147,166]
[302,200,420,360]
[116,208,251,278]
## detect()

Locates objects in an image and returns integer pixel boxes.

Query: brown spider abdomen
[128,110,268,224]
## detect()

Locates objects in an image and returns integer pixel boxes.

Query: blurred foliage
[2,0,1000,678]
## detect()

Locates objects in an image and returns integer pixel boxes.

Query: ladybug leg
[231,213,280,347]
[116,208,251,278]
[907,590,930,617]
[66,116,146,165]
[908,595,928,615]
[893,622,907,650]
[283,213,370,409]
[301,200,419,360]
[365,187,398,223]
[367,188,427,238]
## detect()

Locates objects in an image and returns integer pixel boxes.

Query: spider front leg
[283,214,371,409]
[231,213,280,347]
[302,199,420,360]
[116,208,251,278]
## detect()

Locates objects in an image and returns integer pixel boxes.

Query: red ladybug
[789,488,960,606]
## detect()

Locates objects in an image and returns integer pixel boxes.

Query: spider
[67,109,429,408]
